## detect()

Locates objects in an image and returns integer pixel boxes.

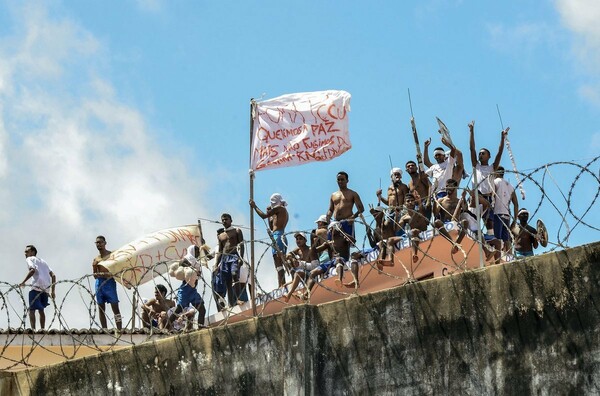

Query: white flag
[251,90,352,171]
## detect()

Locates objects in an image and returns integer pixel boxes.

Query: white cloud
[134,0,164,13]
[556,0,600,104]
[0,4,211,329]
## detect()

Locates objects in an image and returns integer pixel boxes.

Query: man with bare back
[214,213,245,307]
[326,171,364,261]
[250,193,289,287]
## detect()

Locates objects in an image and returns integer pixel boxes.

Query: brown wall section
[2,241,600,395]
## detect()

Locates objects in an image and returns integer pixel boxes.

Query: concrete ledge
[2,241,599,395]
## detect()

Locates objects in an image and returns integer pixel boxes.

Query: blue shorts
[95,278,119,305]
[515,250,534,258]
[177,282,203,308]
[220,253,241,276]
[493,214,511,241]
[271,230,288,256]
[318,258,345,274]
[327,220,354,240]
[29,290,49,311]
[212,271,227,296]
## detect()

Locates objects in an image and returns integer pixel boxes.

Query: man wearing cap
[250,193,289,287]
[326,171,364,261]
[511,209,538,258]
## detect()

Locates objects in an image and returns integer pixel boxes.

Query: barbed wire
[0,157,598,370]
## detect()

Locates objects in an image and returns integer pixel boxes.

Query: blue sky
[0,0,598,327]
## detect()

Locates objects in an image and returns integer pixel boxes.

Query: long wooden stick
[408,89,425,172]
[496,104,525,200]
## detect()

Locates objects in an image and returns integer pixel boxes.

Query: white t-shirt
[26,256,53,292]
[493,178,515,215]
[473,164,494,195]
[425,156,456,193]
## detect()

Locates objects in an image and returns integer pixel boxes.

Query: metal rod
[496,104,525,200]
[249,99,257,316]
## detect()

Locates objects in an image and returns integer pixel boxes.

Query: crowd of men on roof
[20,122,541,332]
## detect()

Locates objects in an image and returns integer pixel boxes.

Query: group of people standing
[19,122,542,331]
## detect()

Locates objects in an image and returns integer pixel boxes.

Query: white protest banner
[251,90,351,171]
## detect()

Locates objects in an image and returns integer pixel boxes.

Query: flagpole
[249,99,257,316]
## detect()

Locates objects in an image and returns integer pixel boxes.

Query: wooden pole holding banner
[249,99,257,316]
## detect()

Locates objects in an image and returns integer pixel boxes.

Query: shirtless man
[250,193,289,287]
[326,171,364,261]
[370,205,399,266]
[512,208,538,258]
[92,236,122,330]
[283,232,329,301]
[376,168,409,210]
[398,193,430,263]
[141,284,175,329]
[433,179,463,253]
[405,160,432,222]
[215,213,245,307]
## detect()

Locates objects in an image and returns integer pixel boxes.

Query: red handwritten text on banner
[251,90,351,171]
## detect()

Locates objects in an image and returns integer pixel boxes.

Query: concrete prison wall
[2,241,600,395]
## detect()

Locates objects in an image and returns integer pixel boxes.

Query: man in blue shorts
[326,171,364,261]
[215,213,245,307]
[92,235,122,330]
[250,193,289,287]
[169,245,206,329]
[20,245,55,330]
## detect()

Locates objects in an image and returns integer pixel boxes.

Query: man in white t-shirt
[20,245,56,330]
[469,121,508,197]
[424,136,464,201]
[469,121,508,230]
[493,167,519,252]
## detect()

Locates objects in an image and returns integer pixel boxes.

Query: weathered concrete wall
[2,241,600,395]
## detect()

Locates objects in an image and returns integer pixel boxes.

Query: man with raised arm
[423,136,464,199]
[326,171,365,261]
[469,121,508,229]
[92,236,122,330]
[20,245,55,330]
[249,193,289,287]
[214,213,245,307]
[469,121,508,195]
